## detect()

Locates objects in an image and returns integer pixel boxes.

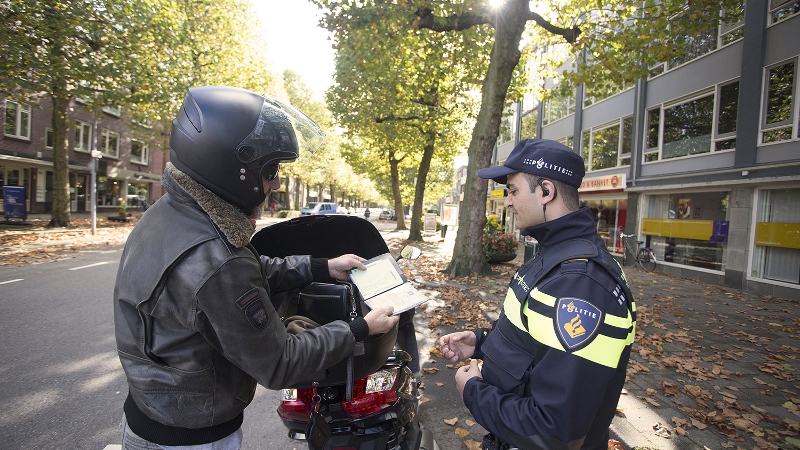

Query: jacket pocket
[480,322,535,395]
[118,350,216,428]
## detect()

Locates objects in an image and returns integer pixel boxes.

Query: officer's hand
[363,305,399,335]
[328,254,367,281]
[439,331,476,362]
[455,359,482,398]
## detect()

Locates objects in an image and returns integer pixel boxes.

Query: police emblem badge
[555,297,602,350]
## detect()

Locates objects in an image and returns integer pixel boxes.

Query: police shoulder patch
[555,297,602,351]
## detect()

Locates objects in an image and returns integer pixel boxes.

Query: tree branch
[411,5,581,44]
[525,10,581,44]
[412,6,490,32]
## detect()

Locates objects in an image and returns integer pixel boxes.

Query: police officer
[439,139,635,450]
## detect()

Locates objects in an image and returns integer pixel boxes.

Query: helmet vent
[237,145,256,162]
[183,95,202,133]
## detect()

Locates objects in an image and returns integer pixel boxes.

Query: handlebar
[619,233,635,238]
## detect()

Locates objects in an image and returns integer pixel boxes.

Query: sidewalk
[3,216,799,449]
[398,227,800,450]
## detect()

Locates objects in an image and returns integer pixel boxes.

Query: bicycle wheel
[638,248,657,271]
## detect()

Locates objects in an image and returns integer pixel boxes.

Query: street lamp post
[90,119,102,235]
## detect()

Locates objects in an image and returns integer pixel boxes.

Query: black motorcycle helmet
[170,86,325,214]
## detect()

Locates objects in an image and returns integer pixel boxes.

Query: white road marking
[69,261,111,271]
[0,279,23,285]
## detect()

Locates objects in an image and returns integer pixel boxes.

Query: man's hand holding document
[348,253,429,315]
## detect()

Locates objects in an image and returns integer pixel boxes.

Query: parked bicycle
[619,233,657,271]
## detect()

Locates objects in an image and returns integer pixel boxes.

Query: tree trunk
[48,86,72,228]
[388,149,406,231]
[445,0,528,277]
[408,130,436,241]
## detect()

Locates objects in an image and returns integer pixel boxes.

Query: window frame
[581,117,633,173]
[74,120,93,152]
[100,128,120,159]
[130,139,149,165]
[769,0,800,25]
[4,100,31,140]
[45,127,54,149]
[760,57,798,145]
[644,82,738,163]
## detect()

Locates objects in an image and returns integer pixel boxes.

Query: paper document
[349,253,429,315]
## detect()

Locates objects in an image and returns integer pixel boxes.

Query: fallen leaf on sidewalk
[422,367,439,374]
[607,439,624,450]
[455,428,470,438]
[444,417,458,426]
[465,419,476,427]
[653,422,672,438]
[464,439,482,450]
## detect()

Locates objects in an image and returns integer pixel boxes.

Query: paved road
[0,217,465,450]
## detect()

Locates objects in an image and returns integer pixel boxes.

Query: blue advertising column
[2,186,31,225]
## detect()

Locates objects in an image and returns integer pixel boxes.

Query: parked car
[300,202,337,215]
[378,209,395,220]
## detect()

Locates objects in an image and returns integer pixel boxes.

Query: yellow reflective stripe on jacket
[502,286,635,368]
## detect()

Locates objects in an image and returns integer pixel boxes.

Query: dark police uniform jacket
[463,207,636,450]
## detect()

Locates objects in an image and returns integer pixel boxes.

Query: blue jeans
[120,415,243,450]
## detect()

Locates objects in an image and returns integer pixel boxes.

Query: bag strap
[276,290,299,321]
[519,238,635,331]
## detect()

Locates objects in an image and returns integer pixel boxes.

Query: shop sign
[642,218,729,242]
[579,173,626,192]
[489,189,506,199]
[755,222,800,249]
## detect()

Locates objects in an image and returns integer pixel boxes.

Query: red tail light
[277,387,315,421]
[278,368,399,422]
[341,368,398,419]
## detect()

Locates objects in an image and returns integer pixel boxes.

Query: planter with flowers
[118,200,132,217]
[482,215,520,264]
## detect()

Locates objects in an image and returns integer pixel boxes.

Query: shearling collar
[165,163,255,248]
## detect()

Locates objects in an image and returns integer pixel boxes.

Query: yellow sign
[489,189,506,199]
[754,222,800,249]
[641,218,714,240]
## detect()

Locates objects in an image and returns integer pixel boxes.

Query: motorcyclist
[114,86,398,449]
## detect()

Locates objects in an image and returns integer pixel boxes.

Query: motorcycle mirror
[398,245,421,261]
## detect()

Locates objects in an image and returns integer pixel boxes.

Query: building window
[4,100,31,140]
[715,80,739,150]
[752,188,800,285]
[131,140,148,164]
[770,0,800,24]
[581,117,633,172]
[645,81,737,162]
[498,106,515,145]
[761,59,796,144]
[649,1,744,77]
[45,128,54,149]
[642,192,730,272]
[542,88,575,125]
[581,199,627,253]
[520,109,538,140]
[75,120,92,152]
[101,129,119,158]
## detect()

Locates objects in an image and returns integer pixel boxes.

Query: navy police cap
[477,138,585,188]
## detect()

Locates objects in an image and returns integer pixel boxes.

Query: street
[0,217,478,450]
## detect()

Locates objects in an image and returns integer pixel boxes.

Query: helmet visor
[236,95,326,168]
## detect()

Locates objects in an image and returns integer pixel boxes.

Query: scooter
[251,215,438,450]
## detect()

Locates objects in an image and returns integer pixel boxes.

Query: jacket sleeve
[463,271,630,448]
[197,253,355,389]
